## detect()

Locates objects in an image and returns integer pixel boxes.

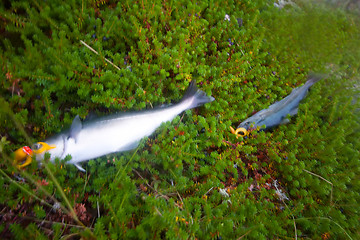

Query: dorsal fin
[84,111,98,121]
[69,115,82,142]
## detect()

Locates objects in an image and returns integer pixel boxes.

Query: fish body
[28,81,214,171]
[237,76,322,131]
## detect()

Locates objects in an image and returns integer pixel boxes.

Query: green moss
[0,0,359,239]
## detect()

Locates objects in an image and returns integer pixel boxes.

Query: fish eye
[32,143,43,150]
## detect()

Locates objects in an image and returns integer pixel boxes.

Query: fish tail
[181,80,215,109]
[306,73,326,86]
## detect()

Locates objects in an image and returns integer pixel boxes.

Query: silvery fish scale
[33,81,214,171]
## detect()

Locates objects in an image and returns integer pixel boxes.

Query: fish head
[31,142,57,161]
[237,119,255,131]
[237,111,266,130]
[234,117,262,137]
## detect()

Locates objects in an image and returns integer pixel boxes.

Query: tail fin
[181,80,215,109]
[306,73,326,86]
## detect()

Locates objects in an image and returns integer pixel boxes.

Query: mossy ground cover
[0,0,359,239]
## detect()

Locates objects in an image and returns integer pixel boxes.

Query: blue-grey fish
[14,81,214,171]
[234,75,322,136]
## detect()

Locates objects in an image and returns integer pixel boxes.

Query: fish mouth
[13,142,56,169]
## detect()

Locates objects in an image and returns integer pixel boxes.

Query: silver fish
[14,81,214,171]
[236,75,322,135]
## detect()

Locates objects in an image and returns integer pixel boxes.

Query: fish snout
[32,142,56,154]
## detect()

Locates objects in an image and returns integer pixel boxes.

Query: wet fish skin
[237,75,322,131]
[33,80,214,171]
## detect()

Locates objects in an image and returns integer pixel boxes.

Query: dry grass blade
[80,40,120,71]
[303,169,333,205]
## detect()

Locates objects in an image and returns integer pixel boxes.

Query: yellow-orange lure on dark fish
[231,75,323,137]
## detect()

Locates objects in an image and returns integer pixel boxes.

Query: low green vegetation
[1,0,359,239]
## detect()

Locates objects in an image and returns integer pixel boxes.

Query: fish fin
[288,107,298,116]
[74,163,86,172]
[84,112,98,121]
[181,80,215,109]
[280,118,291,125]
[69,115,82,142]
[306,73,325,86]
